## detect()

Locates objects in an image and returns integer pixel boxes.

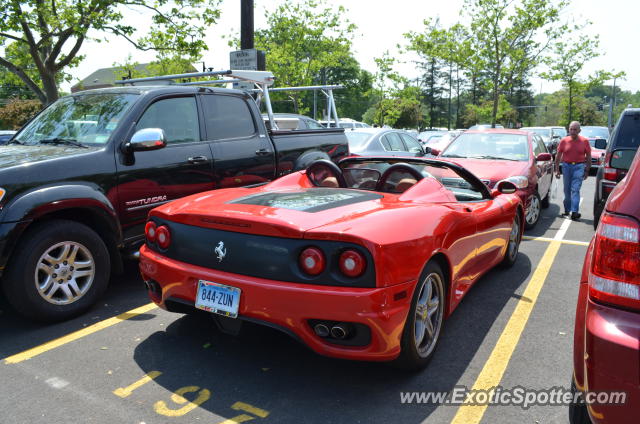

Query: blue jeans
[561,162,585,213]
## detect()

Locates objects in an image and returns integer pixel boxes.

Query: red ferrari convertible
[139,157,524,369]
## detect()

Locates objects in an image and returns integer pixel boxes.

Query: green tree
[462,95,516,128]
[541,33,612,124]
[323,56,374,121]
[0,0,221,105]
[464,0,568,127]
[404,19,450,128]
[251,0,356,114]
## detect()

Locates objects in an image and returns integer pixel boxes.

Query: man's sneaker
[571,212,581,221]
[561,211,570,218]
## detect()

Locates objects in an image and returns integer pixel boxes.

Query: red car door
[442,204,479,300]
[468,198,513,276]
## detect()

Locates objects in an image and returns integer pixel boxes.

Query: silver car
[345,128,426,157]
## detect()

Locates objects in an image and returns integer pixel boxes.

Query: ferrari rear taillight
[156,225,171,249]
[144,221,157,243]
[589,212,640,310]
[339,250,366,277]
[299,247,325,275]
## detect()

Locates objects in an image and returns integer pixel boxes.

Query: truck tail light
[589,212,640,310]
[299,247,325,275]
[339,249,366,277]
[156,225,171,249]
[603,166,620,181]
[144,221,157,243]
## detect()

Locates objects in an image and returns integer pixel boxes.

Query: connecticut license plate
[195,280,241,318]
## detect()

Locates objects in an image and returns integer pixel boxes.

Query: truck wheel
[394,261,446,370]
[2,220,110,322]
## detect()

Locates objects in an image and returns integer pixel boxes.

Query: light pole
[608,77,617,129]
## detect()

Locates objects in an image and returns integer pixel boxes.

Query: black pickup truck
[0,85,348,321]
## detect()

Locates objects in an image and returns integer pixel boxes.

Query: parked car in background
[139,156,523,369]
[469,124,504,130]
[320,118,371,129]
[580,126,610,174]
[571,147,640,424]
[550,126,567,140]
[345,128,426,157]
[418,130,448,144]
[0,130,17,145]
[593,108,640,228]
[521,126,558,157]
[421,131,461,154]
[436,129,553,229]
[262,113,325,130]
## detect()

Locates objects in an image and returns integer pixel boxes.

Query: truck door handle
[255,148,270,156]
[187,156,208,164]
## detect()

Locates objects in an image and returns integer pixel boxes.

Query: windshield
[442,132,529,161]
[15,93,139,146]
[345,131,374,150]
[581,127,609,140]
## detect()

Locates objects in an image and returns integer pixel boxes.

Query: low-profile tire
[569,378,591,424]
[524,192,541,230]
[2,219,110,322]
[501,212,522,268]
[395,261,446,370]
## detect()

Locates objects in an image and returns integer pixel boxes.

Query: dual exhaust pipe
[313,322,350,340]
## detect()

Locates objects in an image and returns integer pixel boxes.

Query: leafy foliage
[0,0,221,104]
[251,0,357,115]
[0,98,42,129]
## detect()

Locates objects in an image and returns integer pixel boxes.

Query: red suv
[571,148,640,423]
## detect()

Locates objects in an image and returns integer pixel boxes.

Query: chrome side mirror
[126,128,167,152]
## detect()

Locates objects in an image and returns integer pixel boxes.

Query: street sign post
[230,49,266,91]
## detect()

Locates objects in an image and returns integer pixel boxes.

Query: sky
[63,0,640,95]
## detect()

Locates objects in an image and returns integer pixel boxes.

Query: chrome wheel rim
[35,241,95,305]
[526,194,540,225]
[414,272,444,358]
[508,215,520,261]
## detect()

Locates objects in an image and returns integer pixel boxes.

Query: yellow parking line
[3,303,158,364]
[522,235,589,246]
[451,219,573,423]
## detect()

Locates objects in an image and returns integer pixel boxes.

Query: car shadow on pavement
[524,203,563,238]
[131,254,533,424]
[0,259,152,359]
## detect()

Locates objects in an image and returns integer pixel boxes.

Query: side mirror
[552,135,561,140]
[536,152,552,162]
[595,138,607,150]
[493,180,518,195]
[425,147,441,156]
[125,128,167,152]
[610,148,636,170]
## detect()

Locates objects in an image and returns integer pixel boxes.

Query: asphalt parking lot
[1,176,599,424]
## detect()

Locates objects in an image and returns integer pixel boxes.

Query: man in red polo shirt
[554,121,591,220]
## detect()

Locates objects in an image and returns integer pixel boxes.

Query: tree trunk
[42,67,59,105]
[455,66,461,129]
[568,81,573,124]
[448,63,452,130]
